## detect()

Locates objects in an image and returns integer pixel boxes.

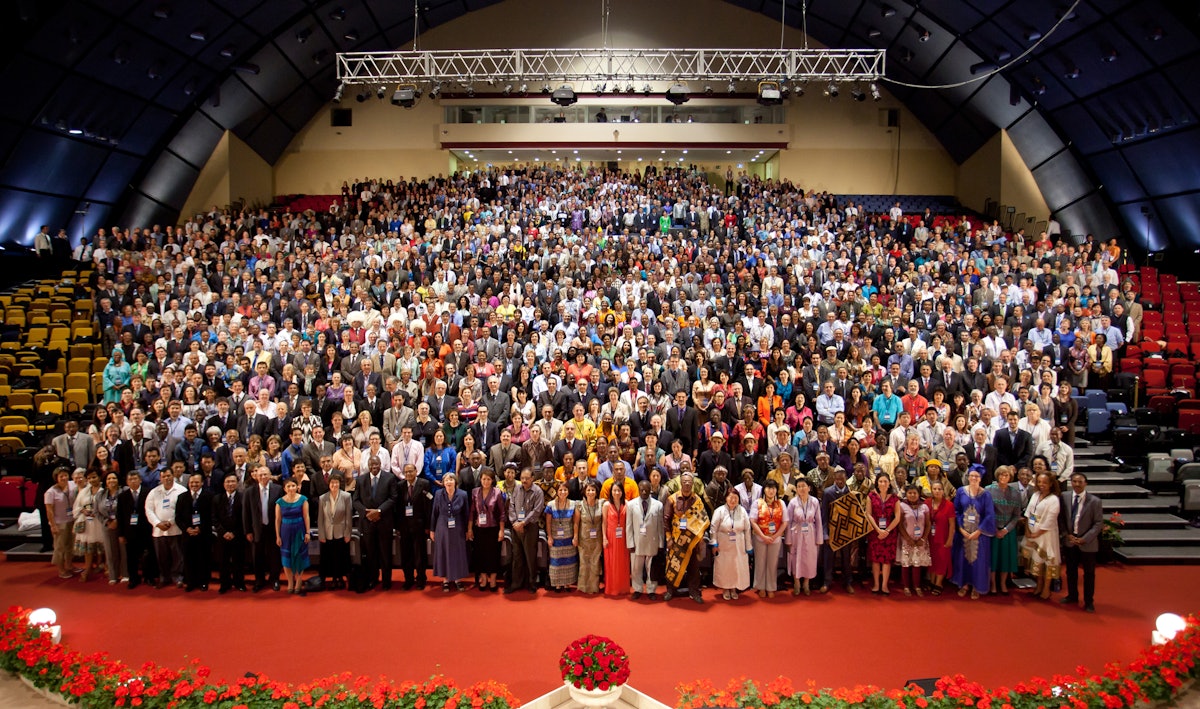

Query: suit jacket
[353,371,384,398]
[317,490,355,541]
[116,438,153,472]
[962,442,998,482]
[552,437,588,466]
[236,413,270,444]
[360,396,387,429]
[52,433,95,468]
[174,488,215,540]
[624,496,664,554]
[339,353,367,383]
[116,485,152,538]
[395,476,432,534]
[469,421,501,452]
[204,412,237,434]
[382,405,416,446]
[302,441,337,478]
[480,391,512,426]
[1060,490,1104,553]
[425,394,459,423]
[992,428,1032,469]
[488,442,525,473]
[665,406,699,453]
[242,482,284,541]
[354,471,398,527]
[212,488,246,539]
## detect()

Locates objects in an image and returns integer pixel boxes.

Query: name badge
[589,529,598,538]
[615,526,624,538]
[517,512,526,522]
[639,525,647,536]
[874,467,882,476]
[477,513,487,526]
[913,528,922,538]
[405,504,414,517]
[1050,461,1059,470]
[800,523,811,533]
[555,529,565,538]
[162,499,172,509]
[678,516,688,530]
[767,522,777,534]
[1028,514,1037,525]
[130,513,139,525]
[966,509,978,525]
[447,518,456,529]
[728,532,738,542]
[878,517,888,528]
[930,522,937,536]
[191,513,201,526]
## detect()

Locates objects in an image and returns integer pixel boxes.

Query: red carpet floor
[0,560,1197,703]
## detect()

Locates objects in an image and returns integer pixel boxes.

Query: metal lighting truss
[336,48,885,85]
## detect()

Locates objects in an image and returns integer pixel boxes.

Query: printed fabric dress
[951,487,996,592]
[986,482,1024,573]
[576,500,603,593]
[546,500,578,588]
[896,500,931,567]
[867,492,899,563]
[277,496,309,573]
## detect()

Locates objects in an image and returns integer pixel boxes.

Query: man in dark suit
[360,383,388,429]
[203,399,237,434]
[960,428,997,486]
[1060,472,1104,613]
[480,377,512,428]
[354,453,398,590]
[395,462,432,589]
[212,472,246,593]
[936,359,963,399]
[992,410,1032,470]
[535,377,570,420]
[353,358,384,399]
[424,381,458,424]
[116,470,156,589]
[469,405,501,453]
[552,421,588,466]
[236,400,269,445]
[665,390,699,456]
[242,465,283,592]
[301,427,337,477]
[174,471,215,591]
[488,429,526,473]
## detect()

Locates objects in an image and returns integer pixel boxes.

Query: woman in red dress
[602,483,631,596]
[867,474,901,594]
[925,480,957,595]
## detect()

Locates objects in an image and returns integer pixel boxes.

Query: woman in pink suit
[602,483,631,596]
[785,478,823,595]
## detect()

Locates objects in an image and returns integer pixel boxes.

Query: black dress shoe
[663,591,674,601]
[416,581,427,590]
[236,585,247,592]
[272,582,281,592]
[1084,604,1096,613]
[402,580,415,590]
[690,592,704,604]
[1060,596,1079,605]
[631,591,641,600]
[381,582,392,590]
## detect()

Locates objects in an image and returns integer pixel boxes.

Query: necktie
[67,437,77,466]
[228,493,235,515]
[1071,494,1081,534]
[976,446,982,463]
[260,487,268,521]
[371,475,378,496]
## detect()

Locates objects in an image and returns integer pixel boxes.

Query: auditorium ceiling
[0,0,1197,256]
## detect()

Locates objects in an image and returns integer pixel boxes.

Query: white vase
[565,680,623,707]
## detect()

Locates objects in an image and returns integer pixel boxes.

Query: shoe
[236,585,247,592]
[58,572,73,579]
[416,581,427,590]
[272,582,281,592]
[504,586,518,595]
[819,585,829,594]
[381,582,392,590]
[402,581,415,590]
[722,590,731,600]
[663,591,674,601]
[1059,596,1079,605]
[120,577,129,583]
[1084,604,1096,613]
[176,581,185,589]
[529,587,537,595]
[804,587,811,596]
[846,585,855,594]
[631,591,641,600]
[128,582,139,590]
[690,592,704,604]
[201,584,208,591]
[455,582,465,591]
[731,590,738,600]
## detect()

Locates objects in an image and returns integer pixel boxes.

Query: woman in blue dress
[274,478,311,595]
[102,349,131,405]
[424,430,457,487]
[951,466,996,599]
[431,473,471,592]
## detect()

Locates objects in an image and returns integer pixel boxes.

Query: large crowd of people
[43,165,1122,611]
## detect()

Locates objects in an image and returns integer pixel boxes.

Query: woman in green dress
[986,465,1023,595]
[274,479,311,595]
[576,481,603,593]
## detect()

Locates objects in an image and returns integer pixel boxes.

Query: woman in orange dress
[601,482,631,596]
[756,381,783,427]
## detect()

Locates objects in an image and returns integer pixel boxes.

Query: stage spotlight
[503,84,512,95]
[518,83,527,94]
[757,81,782,106]
[356,90,369,103]
[881,4,896,18]
[551,85,577,106]
[541,83,551,94]
[1063,66,1080,79]
[666,83,690,105]
[915,25,930,42]
[430,82,442,98]
[869,82,881,101]
[825,82,839,98]
[376,85,386,99]
[332,83,344,103]
[726,81,736,94]
[391,85,418,107]
[641,83,651,95]
[851,86,865,102]
[704,84,713,95]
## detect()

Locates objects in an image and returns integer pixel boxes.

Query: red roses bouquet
[560,635,631,691]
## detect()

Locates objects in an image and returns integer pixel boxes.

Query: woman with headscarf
[951,465,996,599]
[102,349,132,404]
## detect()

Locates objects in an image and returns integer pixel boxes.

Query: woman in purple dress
[430,473,471,592]
[951,466,996,599]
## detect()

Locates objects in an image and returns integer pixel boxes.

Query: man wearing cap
[734,433,768,485]
[663,471,708,604]
[695,430,732,485]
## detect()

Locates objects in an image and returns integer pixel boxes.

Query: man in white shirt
[144,463,186,588]
[390,425,425,477]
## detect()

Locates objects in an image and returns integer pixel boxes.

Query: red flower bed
[560,635,631,692]
[0,607,518,709]
[677,615,1200,709]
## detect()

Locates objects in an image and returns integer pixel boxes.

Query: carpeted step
[1118,528,1200,546]
[1116,546,1200,564]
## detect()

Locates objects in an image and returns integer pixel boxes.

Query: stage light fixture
[726,81,736,94]
[391,85,418,107]
[851,86,865,102]
[867,27,882,39]
[296,27,312,43]
[915,25,930,42]
[870,82,881,101]
[503,84,512,95]
[642,83,651,95]
[757,81,782,106]
[376,85,386,99]
[329,7,346,21]
[551,85,577,106]
[430,82,442,98]
[881,4,896,18]
[332,83,344,103]
[1063,66,1080,79]
[666,83,690,105]
[189,29,207,41]
[898,47,914,63]
[518,83,528,94]
[704,84,713,95]
[356,90,369,103]
[825,81,839,98]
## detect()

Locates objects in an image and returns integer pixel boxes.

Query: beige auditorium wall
[956,132,1002,216]
[180,132,231,218]
[181,131,274,217]
[954,130,1050,227]
[273,0,962,196]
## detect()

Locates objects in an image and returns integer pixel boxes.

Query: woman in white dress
[72,469,106,582]
[1022,471,1062,600]
[710,487,752,600]
[785,478,823,595]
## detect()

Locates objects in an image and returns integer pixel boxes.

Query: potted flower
[560,635,631,706]
[1099,511,1125,563]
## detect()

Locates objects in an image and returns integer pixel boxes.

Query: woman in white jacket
[710,487,752,600]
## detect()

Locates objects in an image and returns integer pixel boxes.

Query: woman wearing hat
[916,459,953,497]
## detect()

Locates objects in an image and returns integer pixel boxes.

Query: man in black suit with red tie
[962,427,998,485]
[992,411,1032,470]
[212,472,246,593]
